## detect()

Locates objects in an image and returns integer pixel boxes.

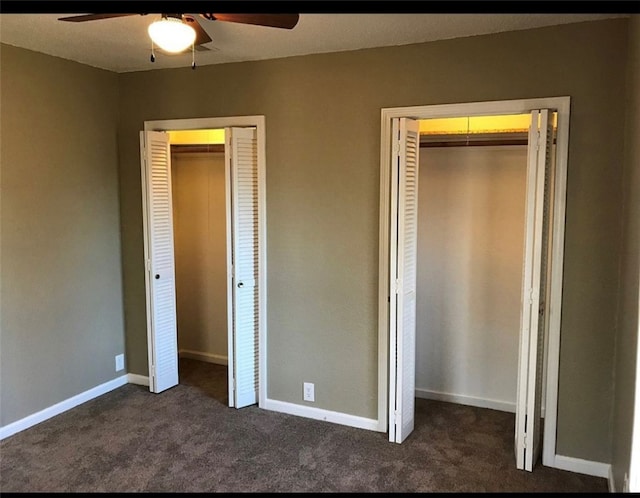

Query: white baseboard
[553,454,610,479]
[127,374,150,386]
[0,375,128,440]
[415,387,516,414]
[179,349,228,366]
[262,398,379,432]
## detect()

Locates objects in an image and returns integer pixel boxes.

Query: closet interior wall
[415,142,528,413]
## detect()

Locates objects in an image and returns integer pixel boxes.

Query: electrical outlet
[115,354,125,372]
[303,382,315,402]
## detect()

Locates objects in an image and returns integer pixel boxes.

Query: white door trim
[377,97,570,470]
[143,115,267,409]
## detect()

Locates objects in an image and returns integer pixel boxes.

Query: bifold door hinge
[529,288,534,305]
[394,410,401,426]
[393,128,402,154]
[392,279,401,294]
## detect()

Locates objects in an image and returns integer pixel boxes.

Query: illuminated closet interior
[169,129,228,402]
[415,114,555,416]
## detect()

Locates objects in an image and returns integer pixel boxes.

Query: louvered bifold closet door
[140,131,179,393]
[527,109,553,471]
[228,127,259,409]
[391,117,420,443]
[515,110,553,471]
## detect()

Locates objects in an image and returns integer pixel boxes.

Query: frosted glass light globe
[148,17,196,53]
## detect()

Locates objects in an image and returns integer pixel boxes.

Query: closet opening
[378,98,570,473]
[416,114,556,466]
[170,130,229,405]
[415,112,556,413]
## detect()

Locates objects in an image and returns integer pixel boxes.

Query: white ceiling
[0,13,629,73]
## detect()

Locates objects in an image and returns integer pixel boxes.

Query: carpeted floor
[0,358,608,492]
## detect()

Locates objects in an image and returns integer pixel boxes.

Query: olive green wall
[0,44,125,426]
[611,15,640,491]
[116,19,629,462]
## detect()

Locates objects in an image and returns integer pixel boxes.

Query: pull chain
[148,40,195,68]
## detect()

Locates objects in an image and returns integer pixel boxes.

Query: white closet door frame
[378,98,570,471]
[142,116,267,408]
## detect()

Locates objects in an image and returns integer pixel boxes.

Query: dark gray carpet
[0,359,608,492]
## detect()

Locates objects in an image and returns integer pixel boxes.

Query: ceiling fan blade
[183,15,212,46]
[202,13,299,30]
[58,14,139,22]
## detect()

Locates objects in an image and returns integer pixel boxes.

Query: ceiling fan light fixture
[148,15,196,53]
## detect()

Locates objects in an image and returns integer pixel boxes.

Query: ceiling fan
[58,13,300,66]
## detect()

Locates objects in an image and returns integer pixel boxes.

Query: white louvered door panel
[515,110,552,471]
[527,109,553,471]
[140,131,179,393]
[228,127,259,409]
[388,118,401,443]
[391,117,420,443]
